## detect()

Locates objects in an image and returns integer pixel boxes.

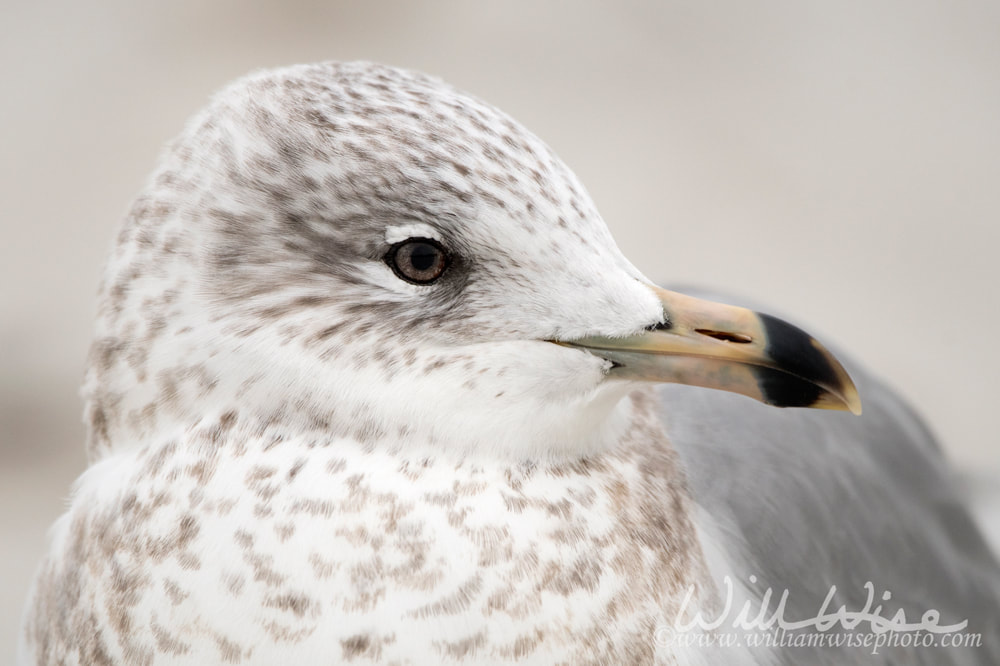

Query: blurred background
[2,0,999,654]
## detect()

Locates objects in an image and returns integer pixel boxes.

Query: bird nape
[19,62,999,666]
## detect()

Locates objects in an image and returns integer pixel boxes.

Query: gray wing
[659,287,1000,665]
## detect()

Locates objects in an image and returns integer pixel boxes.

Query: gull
[19,61,1000,665]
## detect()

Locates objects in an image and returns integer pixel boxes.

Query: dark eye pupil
[386,237,449,284]
[409,244,437,271]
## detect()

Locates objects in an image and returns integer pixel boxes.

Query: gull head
[84,62,858,462]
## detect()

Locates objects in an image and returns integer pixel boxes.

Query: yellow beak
[558,286,861,414]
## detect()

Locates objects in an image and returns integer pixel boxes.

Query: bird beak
[558,286,862,414]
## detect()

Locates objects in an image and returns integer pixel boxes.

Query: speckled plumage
[24,394,722,664]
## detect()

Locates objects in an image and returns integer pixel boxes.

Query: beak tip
[844,387,863,416]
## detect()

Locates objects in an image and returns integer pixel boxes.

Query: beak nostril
[696,329,753,344]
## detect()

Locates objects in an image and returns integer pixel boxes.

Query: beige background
[2,0,999,655]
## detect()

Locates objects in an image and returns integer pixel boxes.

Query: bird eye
[386,238,450,285]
